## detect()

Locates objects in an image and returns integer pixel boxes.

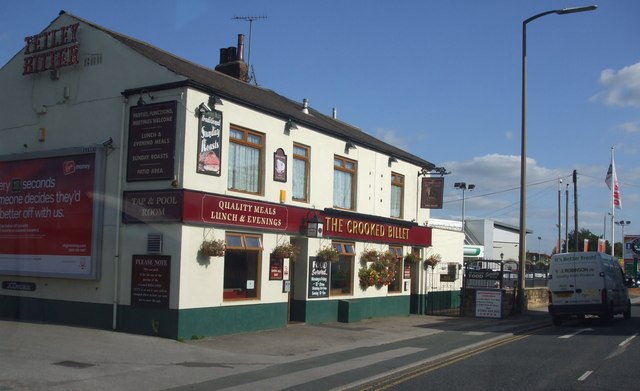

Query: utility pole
[565,183,568,252]
[557,178,562,253]
[573,170,578,252]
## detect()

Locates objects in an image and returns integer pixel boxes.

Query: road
[359,306,640,390]
[3,298,639,390]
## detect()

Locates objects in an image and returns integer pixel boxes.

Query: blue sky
[1,1,639,255]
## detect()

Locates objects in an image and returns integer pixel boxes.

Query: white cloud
[444,154,562,189]
[504,130,513,140]
[617,120,640,134]
[591,62,640,107]
[373,128,410,150]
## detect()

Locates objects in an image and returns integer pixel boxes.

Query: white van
[548,252,631,325]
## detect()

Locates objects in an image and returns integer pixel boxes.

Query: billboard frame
[0,146,106,280]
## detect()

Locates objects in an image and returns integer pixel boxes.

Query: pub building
[0,11,463,339]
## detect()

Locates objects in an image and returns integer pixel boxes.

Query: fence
[463,260,548,290]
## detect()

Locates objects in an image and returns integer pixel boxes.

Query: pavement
[0,304,553,391]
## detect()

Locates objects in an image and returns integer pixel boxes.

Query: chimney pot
[237,34,245,62]
[228,46,237,61]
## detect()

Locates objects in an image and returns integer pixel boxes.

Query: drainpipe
[112,97,127,330]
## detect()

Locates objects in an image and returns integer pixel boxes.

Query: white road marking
[559,328,593,339]
[578,370,593,381]
[220,347,426,390]
[607,333,639,359]
[619,333,638,347]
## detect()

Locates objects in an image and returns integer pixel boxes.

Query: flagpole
[610,146,615,257]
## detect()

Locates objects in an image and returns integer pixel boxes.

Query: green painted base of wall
[292,295,410,324]
[178,302,288,339]
[118,305,179,338]
[1,295,288,340]
[0,295,112,329]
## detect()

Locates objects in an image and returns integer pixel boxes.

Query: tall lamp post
[454,182,475,232]
[537,236,541,259]
[518,5,596,314]
[615,220,631,253]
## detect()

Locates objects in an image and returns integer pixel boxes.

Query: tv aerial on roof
[232,15,267,85]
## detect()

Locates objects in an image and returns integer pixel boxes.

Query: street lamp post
[454,182,475,232]
[557,178,562,253]
[518,5,596,314]
[538,236,541,259]
[615,220,631,253]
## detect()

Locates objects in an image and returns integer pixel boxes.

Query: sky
[1,0,639,255]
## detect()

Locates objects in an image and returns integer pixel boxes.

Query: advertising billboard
[0,147,105,279]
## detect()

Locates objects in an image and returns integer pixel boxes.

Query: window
[333,155,357,210]
[223,233,262,300]
[390,172,404,218]
[389,246,403,292]
[447,262,459,281]
[228,126,264,194]
[330,242,355,295]
[293,143,310,202]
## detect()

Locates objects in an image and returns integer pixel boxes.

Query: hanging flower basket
[358,253,397,289]
[424,253,442,269]
[358,267,380,288]
[316,246,339,263]
[404,252,421,264]
[199,239,225,257]
[272,243,300,259]
[360,249,382,264]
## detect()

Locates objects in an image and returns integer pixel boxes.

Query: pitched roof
[61,10,436,171]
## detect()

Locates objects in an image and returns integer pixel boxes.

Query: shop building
[0,11,453,339]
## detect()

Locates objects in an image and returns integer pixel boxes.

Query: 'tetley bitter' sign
[23,23,80,75]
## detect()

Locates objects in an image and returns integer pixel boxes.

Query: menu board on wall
[308,256,330,298]
[197,110,222,176]
[131,254,171,308]
[269,256,283,280]
[127,101,177,181]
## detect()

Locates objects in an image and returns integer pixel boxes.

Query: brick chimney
[215,34,249,82]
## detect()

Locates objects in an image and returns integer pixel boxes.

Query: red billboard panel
[0,149,103,279]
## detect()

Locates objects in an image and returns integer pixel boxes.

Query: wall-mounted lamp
[197,102,212,115]
[307,215,324,238]
[209,95,223,107]
[388,156,398,166]
[345,141,356,153]
[137,89,154,107]
[286,119,298,132]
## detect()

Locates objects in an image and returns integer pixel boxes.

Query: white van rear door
[572,256,601,305]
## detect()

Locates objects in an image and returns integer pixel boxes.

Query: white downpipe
[112,97,127,330]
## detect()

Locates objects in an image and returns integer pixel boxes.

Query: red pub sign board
[181,190,431,247]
